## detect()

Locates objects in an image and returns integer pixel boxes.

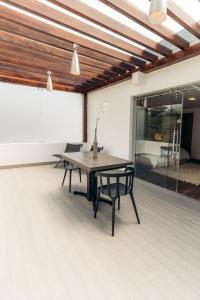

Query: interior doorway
[133,82,200,201]
[177,86,200,200]
[181,113,193,155]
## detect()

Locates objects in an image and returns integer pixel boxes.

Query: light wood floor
[0,165,200,300]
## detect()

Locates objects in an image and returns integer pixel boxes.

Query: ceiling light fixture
[47,71,53,91]
[149,0,167,25]
[188,97,197,101]
[71,43,80,75]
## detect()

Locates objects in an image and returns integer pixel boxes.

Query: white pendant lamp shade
[149,0,167,25]
[71,43,80,75]
[47,71,53,92]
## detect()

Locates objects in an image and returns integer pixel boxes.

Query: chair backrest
[97,166,135,199]
[64,143,83,153]
[90,145,104,152]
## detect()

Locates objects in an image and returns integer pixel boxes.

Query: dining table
[60,151,133,209]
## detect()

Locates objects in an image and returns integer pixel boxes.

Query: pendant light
[47,71,53,92]
[70,43,80,75]
[149,0,167,25]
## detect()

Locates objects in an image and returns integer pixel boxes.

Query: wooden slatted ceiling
[2,0,169,58]
[0,0,199,93]
[98,0,189,49]
[167,0,200,39]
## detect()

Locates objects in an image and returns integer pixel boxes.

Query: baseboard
[0,161,57,170]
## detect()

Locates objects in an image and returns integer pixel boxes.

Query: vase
[93,128,98,159]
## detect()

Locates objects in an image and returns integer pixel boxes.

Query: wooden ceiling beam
[0,74,82,92]
[0,3,141,65]
[128,57,146,68]
[43,0,171,58]
[0,19,144,70]
[97,74,111,80]
[167,0,200,39]
[81,83,94,87]
[91,78,105,82]
[120,62,136,72]
[0,17,123,67]
[0,63,91,86]
[0,30,114,73]
[0,40,114,78]
[86,42,200,93]
[2,0,160,61]
[85,72,132,92]
[104,71,116,78]
[0,54,103,89]
[0,70,85,87]
[111,67,127,75]
[0,60,104,85]
[84,80,98,86]
[43,0,160,62]
[0,24,124,73]
[144,42,200,73]
[99,0,189,50]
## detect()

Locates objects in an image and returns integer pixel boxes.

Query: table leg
[73,171,112,208]
[73,171,97,209]
[87,171,97,211]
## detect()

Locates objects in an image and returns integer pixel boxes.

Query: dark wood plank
[0,30,123,84]
[0,40,113,78]
[85,42,200,92]
[60,152,133,172]
[97,74,111,80]
[0,17,123,67]
[41,0,170,58]
[0,74,82,92]
[0,3,139,64]
[99,0,189,50]
[0,30,114,71]
[1,0,199,93]
[0,61,96,87]
[144,42,200,73]
[44,0,159,62]
[167,0,200,39]
[0,65,88,86]
[83,94,88,143]
[2,0,160,60]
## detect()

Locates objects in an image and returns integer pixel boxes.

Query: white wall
[88,55,200,159]
[0,82,83,166]
[0,143,66,166]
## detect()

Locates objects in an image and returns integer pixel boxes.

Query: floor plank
[0,165,200,300]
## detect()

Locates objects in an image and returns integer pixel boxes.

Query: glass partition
[134,91,183,192]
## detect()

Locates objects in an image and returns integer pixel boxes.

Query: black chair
[53,154,64,168]
[61,143,82,193]
[90,145,104,152]
[53,143,82,168]
[94,167,140,236]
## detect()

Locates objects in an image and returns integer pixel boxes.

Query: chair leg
[112,199,116,236]
[79,168,82,183]
[69,170,72,193]
[130,193,140,224]
[62,169,67,186]
[118,196,120,210]
[55,158,62,168]
[94,192,100,218]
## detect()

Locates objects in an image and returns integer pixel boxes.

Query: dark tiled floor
[136,167,200,201]
[178,180,200,200]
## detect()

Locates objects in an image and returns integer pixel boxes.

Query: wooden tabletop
[60,152,133,172]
